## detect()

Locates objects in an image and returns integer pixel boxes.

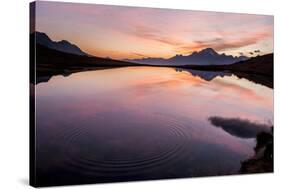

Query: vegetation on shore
[240,127,273,174]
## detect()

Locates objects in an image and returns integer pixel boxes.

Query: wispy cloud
[36,1,274,59]
[176,31,271,54]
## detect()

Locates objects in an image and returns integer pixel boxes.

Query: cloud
[132,52,147,58]
[133,25,184,46]
[36,1,273,58]
[177,31,271,54]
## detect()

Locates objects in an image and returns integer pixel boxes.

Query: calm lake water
[35,67,273,186]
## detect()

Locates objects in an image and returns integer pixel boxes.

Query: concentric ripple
[52,113,192,177]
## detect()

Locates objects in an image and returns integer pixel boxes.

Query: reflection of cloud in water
[208,116,271,139]
[212,79,266,103]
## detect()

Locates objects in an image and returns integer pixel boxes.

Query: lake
[35,66,273,186]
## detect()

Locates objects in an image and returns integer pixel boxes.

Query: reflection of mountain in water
[35,67,116,84]
[36,67,273,90]
[176,68,272,89]
[37,67,232,85]
[176,68,231,81]
[208,116,271,139]
[234,72,273,89]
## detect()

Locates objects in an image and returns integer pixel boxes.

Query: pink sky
[35,1,273,59]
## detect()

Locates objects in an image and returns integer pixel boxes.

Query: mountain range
[127,48,248,66]
[35,31,249,66]
[31,32,273,88]
[35,31,248,66]
[34,31,89,56]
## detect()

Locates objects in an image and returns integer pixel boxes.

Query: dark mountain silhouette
[226,53,273,76]
[125,57,168,65]
[34,31,89,56]
[178,53,273,88]
[35,44,141,75]
[180,53,273,76]
[128,48,248,65]
[30,32,143,84]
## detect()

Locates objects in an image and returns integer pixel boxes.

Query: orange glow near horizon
[35,1,273,60]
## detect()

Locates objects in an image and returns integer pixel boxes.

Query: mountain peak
[34,31,88,56]
[198,48,218,56]
[36,31,50,38]
[59,40,70,44]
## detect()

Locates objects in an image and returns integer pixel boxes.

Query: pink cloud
[36,1,273,59]
[176,30,272,54]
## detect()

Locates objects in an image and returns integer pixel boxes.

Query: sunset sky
[35,1,273,60]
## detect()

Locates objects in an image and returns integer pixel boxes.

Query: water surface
[35,67,273,186]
